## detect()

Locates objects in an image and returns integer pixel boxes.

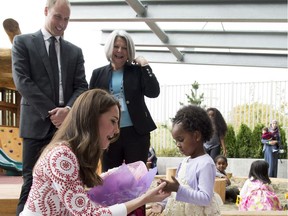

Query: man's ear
[44,6,48,16]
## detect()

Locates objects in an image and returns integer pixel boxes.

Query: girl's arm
[175,162,216,206]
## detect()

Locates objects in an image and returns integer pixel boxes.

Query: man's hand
[48,107,70,128]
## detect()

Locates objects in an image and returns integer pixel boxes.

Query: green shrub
[225,124,237,158]
[251,123,265,158]
[236,123,252,158]
[157,146,183,157]
[279,126,287,159]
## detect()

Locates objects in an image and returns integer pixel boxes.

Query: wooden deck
[0,174,22,216]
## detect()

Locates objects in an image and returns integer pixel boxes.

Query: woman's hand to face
[133,56,148,66]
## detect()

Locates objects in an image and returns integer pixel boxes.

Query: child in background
[150,105,222,216]
[214,155,240,203]
[148,147,158,170]
[261,127,273,140]
[239,160,282,211]
[261,126,278,153]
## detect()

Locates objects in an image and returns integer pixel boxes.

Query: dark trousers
[102,126,150,172]
[204,145,221,161]
[16,128,55,216]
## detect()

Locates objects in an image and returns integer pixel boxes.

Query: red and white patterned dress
[20,143,127,216]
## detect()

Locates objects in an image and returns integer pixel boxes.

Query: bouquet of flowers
[88,161,157,206]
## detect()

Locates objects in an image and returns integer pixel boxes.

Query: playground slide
[0,148,22,175]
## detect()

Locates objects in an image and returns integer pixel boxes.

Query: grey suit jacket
[12,30,88,139]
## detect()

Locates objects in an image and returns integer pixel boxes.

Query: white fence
[145,80,288,152]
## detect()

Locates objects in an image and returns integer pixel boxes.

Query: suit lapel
[33,30,56,90]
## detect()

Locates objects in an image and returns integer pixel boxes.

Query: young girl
[214,155,240,203]
[151,105,222,215]
[239,160,282,211]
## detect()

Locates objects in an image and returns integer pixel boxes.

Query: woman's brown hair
[43,89,121,187]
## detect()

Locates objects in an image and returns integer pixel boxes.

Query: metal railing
[145,80,288,152]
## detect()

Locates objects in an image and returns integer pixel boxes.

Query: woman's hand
[134,56,148,66]
[269,140,278,145]
[144,182,171,203]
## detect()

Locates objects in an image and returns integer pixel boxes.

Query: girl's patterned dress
[239,179,282,211]
[163,158,222,216]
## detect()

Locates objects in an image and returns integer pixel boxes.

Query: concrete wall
[157,157,288,178]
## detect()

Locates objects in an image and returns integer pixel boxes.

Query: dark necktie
[49,36,59,106]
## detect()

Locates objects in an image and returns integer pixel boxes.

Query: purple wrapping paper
[88,161,157,206]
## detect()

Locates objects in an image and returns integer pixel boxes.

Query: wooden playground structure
[0,18,23,171]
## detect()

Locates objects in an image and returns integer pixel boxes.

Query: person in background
[204,107,228,160]
[214,155,240,203]
[238,160,282,211]
[149,105,222,216]
[11,0,88,214]
[89,29,160,172]
[89,29,160,215]
[19,89,170,216]
[261,120,282,177]
[147,146,158,170]
[261,126,279,153]
[268,120,283,152]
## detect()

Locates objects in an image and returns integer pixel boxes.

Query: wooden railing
[0,88,20,127]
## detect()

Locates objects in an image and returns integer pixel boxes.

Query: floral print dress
[239,179,282,211]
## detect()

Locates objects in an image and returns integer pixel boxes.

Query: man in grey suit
[11,0,88,214]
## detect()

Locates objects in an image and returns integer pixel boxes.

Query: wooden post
[166,167,177,181]
[214,178,226,203]
[3,18,21,44]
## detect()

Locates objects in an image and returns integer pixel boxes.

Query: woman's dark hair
[206,107,227,137]
[248,160,271,184]
[172,105,213,143]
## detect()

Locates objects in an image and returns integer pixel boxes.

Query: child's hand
[225,176,231,186]
[159,176,180,192]
[148,203,164,214]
